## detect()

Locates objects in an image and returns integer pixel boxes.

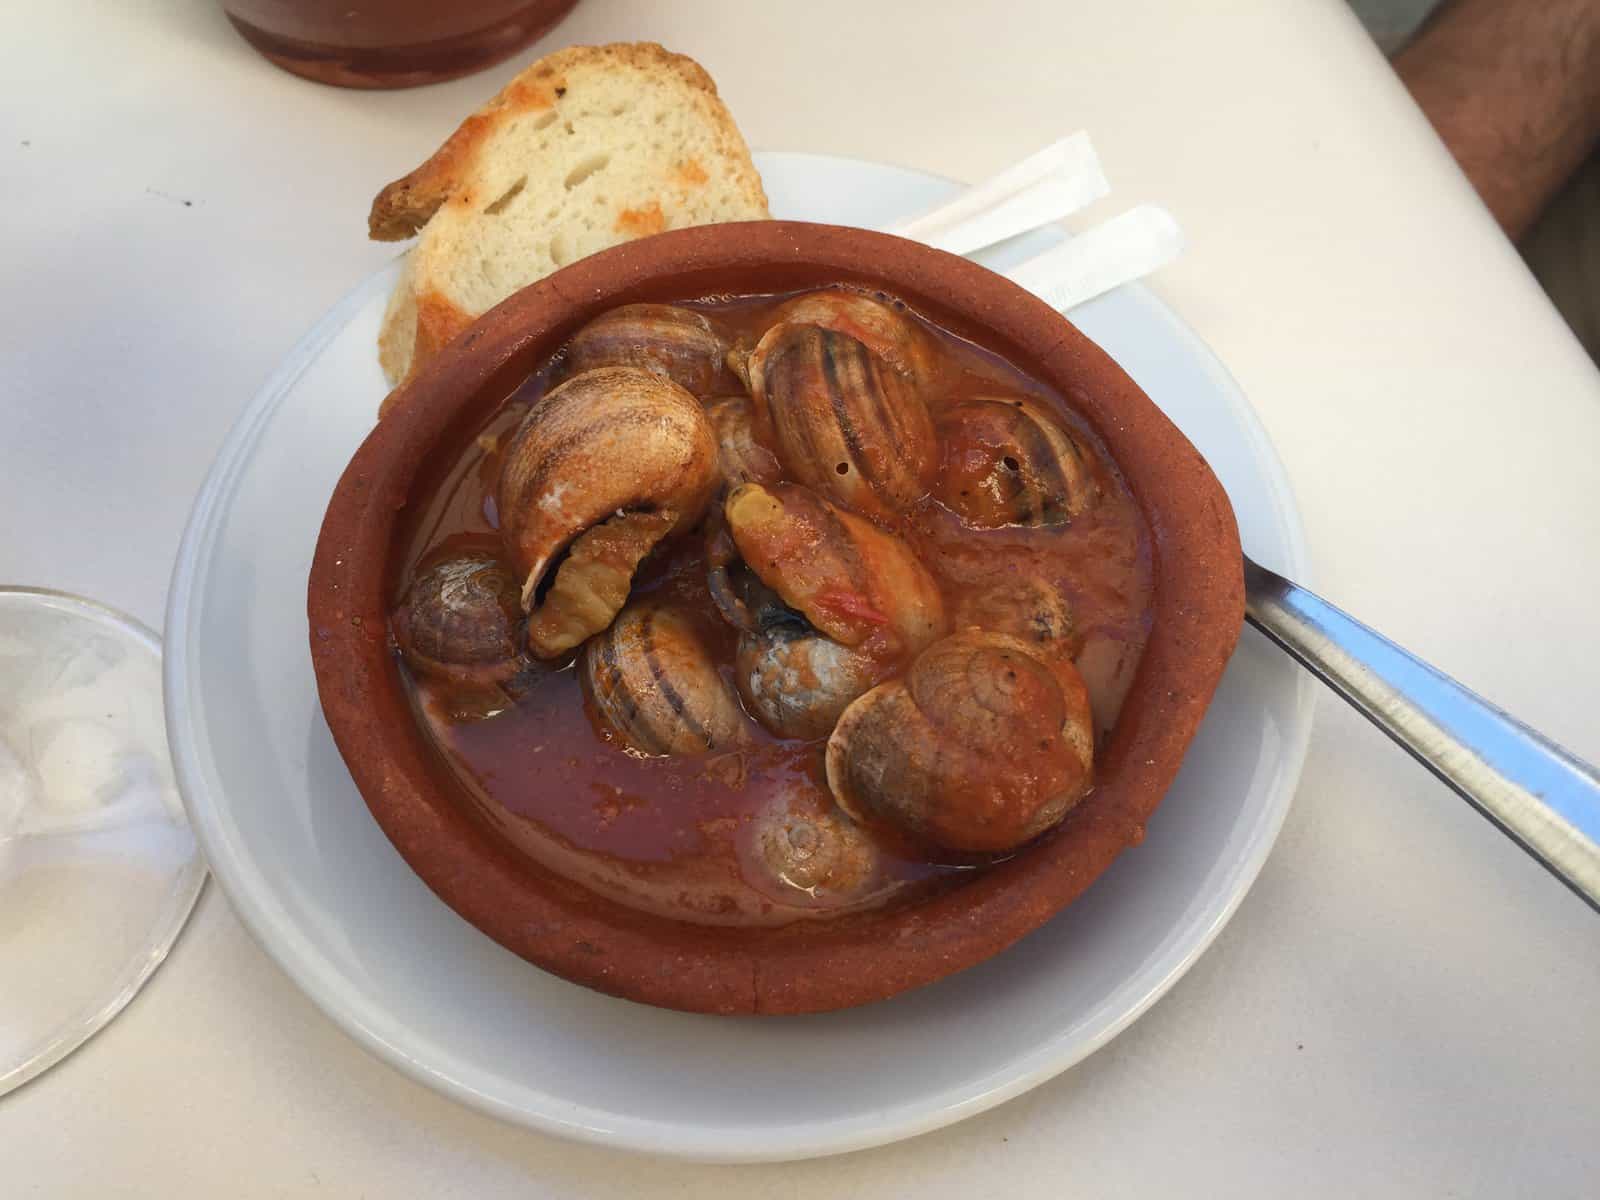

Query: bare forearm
[1395,0,1600,239]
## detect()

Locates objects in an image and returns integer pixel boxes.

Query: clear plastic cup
[0,588,205,1095]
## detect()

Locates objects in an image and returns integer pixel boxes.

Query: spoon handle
[1243,556,1600,910]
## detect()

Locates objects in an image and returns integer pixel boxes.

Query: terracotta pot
[308,221,1244,1015]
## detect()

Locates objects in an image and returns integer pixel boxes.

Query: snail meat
[525,509,676,657]
[722,482,945,655]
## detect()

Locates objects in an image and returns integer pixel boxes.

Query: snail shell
[951,575,1076,656]
[705,394,782,491]
[934,396,1100,527]
[497,366,719,615]
[747,792,883,905]
[391,553,524,688]
[581,601,751,756]
[703,518,756,634]
[705,539,887,738]
[723,483,945,655]
[565,304,731,396]
[732,289,934,390]
[826,630,1095,853]
[734,591,885,740]
[745,324,936,520]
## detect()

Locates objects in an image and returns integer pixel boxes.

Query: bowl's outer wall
[307,221,1244,1015]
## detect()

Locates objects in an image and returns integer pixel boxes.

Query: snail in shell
[934,396,1100,528]
[746,790,884,907]
[732,288,935,391]
[497,366,720,658]
[737,617,884,742]
[742,323,936,521]
[714,570,885,741]
[826,629,1095,853]
[580,601,752,756]
[951,575,1077,657]
[704,394,782,492]
[564,303,733,396]
[706,482,944,739]
[391,553,525,688]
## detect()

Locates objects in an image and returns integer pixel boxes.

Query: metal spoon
[1244,556,1600,910]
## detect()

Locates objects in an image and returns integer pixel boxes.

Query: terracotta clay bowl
[308,221,1244,1016]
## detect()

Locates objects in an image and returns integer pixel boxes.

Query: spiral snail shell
[744,324,936,520]
[747,791,883,905]
[497,367,719,654]
[951,575,1076,656]
[733,587,885,741]
[825,630,1095,853]
[733,289,934,390]
[564,304,732,396]
[580,601,751,756]
[704,394,782,492]
[934,396,1100,528]
[391,553,525,688]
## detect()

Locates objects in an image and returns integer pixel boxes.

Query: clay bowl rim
[307,220,1244,1016]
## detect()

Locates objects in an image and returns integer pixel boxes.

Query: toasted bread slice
[370,42,770,387]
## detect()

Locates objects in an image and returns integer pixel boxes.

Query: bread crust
[370,42,769,389]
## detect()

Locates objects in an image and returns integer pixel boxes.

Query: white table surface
[6,0,1598,1194]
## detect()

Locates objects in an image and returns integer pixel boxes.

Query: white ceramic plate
[165,152,1314,1162]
